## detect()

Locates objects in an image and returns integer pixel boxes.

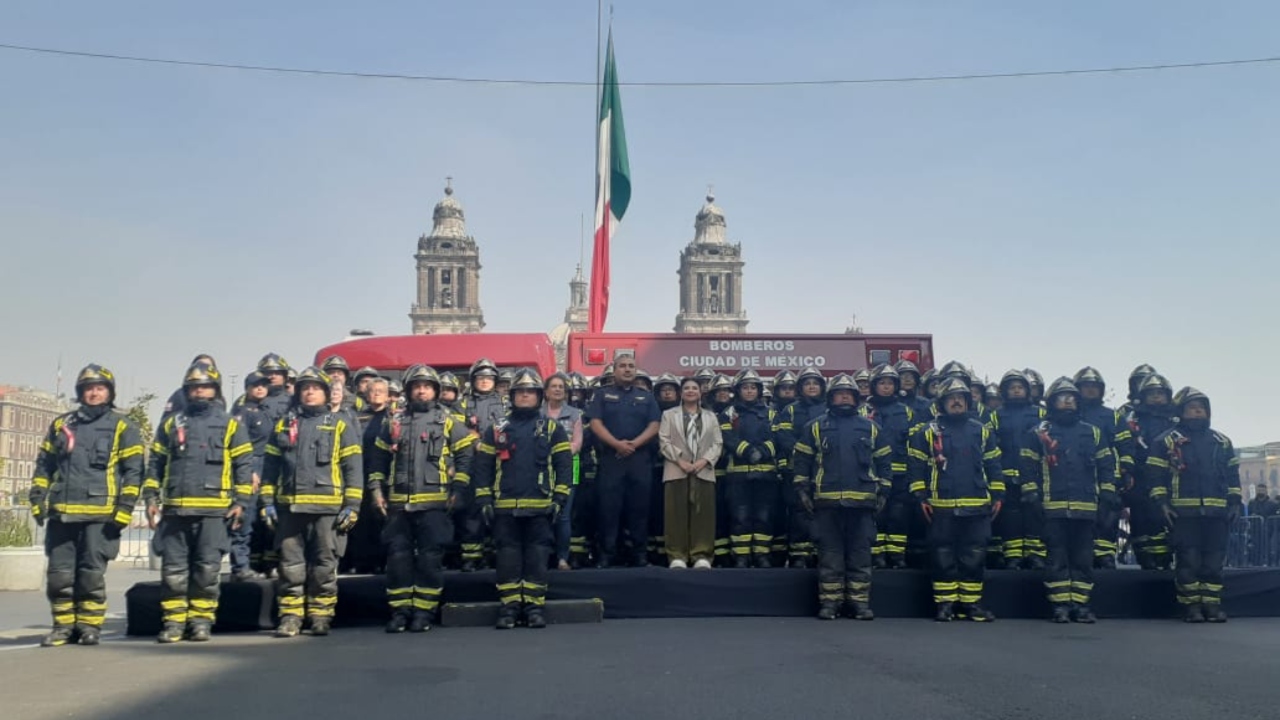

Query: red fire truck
[314,332,932,379]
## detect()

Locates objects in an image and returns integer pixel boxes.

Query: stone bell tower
[673,191,748,334]
[409,179,486,334]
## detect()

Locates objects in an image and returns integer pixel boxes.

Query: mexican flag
[589,31,630,334]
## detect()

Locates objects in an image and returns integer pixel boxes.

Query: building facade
[673,193,749,334]
[409,181,486,335]
[1238,443,1280,500]
[0,387,69,506]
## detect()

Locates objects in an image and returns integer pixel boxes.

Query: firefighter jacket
[988,400,1045,499]
[719,401,780,477]
[901,392,933,420]
[143,404,255,517]
[458,391,508,436]
[1081,400,1135,476]
[260,406,363,514]
[862,396,915,493]
[776,397,826,476]
[1019,420,1118,519]
[473,409,573,516]
[361,407,390,464]
[907,415,1004,516]
[1146,425,1241,516]
[367,403,475,511]
[29,408,145,526]
[260,385,293,424]
[792,411,893,508]
[1127,406,1176,491]
[232,398,274,475]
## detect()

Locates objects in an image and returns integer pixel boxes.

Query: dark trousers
[929,513,990,605]
[158,516,229,626]
[595,451,652,564]
[647,464,666,561]
[1044,517,1095,607]
[343,489,386,573]
[814,506,876,605]
[906,496,930,569]
[1173,515,1228,607]
[876,494,911,564]
[229,497,254,574]
[1130,485,1172,568]
[569,481,597,566]
[453,484,487,566]
[383,509,452,618]
[275,511,339,620]
[725,475,777,559]
[715,474,731,564]
[1094,503,1121,565]
[493,513,553,608]
[249,514,277,573]
[45,520,118,630]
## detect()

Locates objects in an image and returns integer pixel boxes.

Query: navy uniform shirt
[587,383,660,446]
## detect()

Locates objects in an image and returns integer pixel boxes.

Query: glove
[32,509,45,528]
[1228,502,1242,524]
[919,500,934,523]
[745,447,764,465]
[991,500,1003,520]
[1159,502,1177,528]
[1022,490,1042,506]
[552,502,563,521]
[335,507,359,533]
[103,523,122,540]
[261,504,279,530]
[798,490,814,516]
[875,494,887,515]
[447,486,467,513]
[480,500,495,527]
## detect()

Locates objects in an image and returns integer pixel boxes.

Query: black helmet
[600,363,615,383]
[402,364,441,393]
[920,368,939,398]
[797,366,827,390]
[1128,364,1158,400]
[773,370,798,387]
[853,368,871,384]
[438,371,461,393]
[635,369,653,387]
[1045,377,1081,406]
[1073,366,1105,391]
[939,360,969,381]
[469,358,499,380]
[654,373,681,392]
[292,367,332,401]
[968,369,986,391]
[894,359,921,380]
[509,368,544,399]
[352,366,379,385]
[870,364,900,394]
[734,369,764,390]
[286,367,298,383]
[1023,369,1045,393]
[320,355,350,375]
[694,368,716,383]
[709,375,734,394]
[998,369,1030,399]
[825,373,860,402]
[75,364,117,405]
[568,372,589,391]
[257,353,290,374]
[1173,386,1211,417]
[388,379,404,396]
[498,368,516,385]
[1139,373,1173,398]
[182,362,223,398]
[935,377,972,411]
[985,383,1000,402]
[244,370,269,391]
[189,354,217,368]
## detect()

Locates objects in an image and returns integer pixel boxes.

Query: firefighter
[776,366,827,568]
[635,369,655,393]
[694,368,717,403]
[568,372,590,410]
[704,374,736,564]
[648,373,682,565]
[367,365,474,634]
[894,360,933,418]
[256,353,294,421]
[388,379,404,412]
[259,367,363,638]
[29,364,144,647]
[908,378,1004,622]
[863,364,915,569]
[321,355,365,415]
[161,353,219,423]
[853,368,872,401]
[569,372,598,568]
[1024,369,1046,406]
[1147,387,1241,622]
[772,370,798,412]
[346,376,392,575]
[988,370,1047,570]
[438,372,464,419]
[919,368,942,412]
[587,354,661,567]
[1128,373,1178,570]
[718,370,782,568]
[455,358,508,571]
[352,366,380,404]
[144,363,255,642]
[984,384,1002,412]
[473,370,573,628]
[1073,366,1134,569]
[230,371,273,581]
[792,374,893,619]
[285,367,298,395]
[496,368,516,397]
[1020,378,1118,624]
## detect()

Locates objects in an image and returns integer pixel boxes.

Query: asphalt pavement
[1,614,1277,720]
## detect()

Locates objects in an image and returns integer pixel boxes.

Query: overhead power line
[1,42,1278,87]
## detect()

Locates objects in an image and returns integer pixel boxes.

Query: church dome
[693,192,727,244]
[430,182,467,239]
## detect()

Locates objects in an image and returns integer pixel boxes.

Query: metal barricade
[0,505,153,564]
[1266,516,1280,568]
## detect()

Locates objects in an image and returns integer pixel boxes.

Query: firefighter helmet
[735,369,764,390]
[654,373,681,392]
[774,369,798,387]
[244,371,269,390]
[1128,364,1158,400]
[1173,386,1211,416]
[293,367,332,400]
[509,368,544,395]
[825,373,860,401]
[257,353,290,374]
[998,369,1030,399]
[1073,366,1106,391]
[469,358,499,380]
[320,355,350,375]
[1045,377,1081,405]
[182,362,223,397]
[402,364,441,392]
[438,371,461,393]
[894,359,921,379]
[870,364,900,395]
[935,377,972,411]
[1139,373,1173,398]
[75,364,117,405]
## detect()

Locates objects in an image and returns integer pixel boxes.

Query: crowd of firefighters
[26,350,1241,645]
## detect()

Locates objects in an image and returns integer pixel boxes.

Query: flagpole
[594,0,603,197]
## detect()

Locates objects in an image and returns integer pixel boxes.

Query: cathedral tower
[673,192,748,334]
[409,180,485,334]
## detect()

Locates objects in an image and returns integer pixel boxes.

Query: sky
[1,1,1277,444]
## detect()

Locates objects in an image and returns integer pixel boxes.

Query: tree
[125,392,158,449]
[844,314,864,335]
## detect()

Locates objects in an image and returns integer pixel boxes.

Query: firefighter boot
[848,602,875,621]
[753,554,772,569]
[41,627,75,648]
[1051,605,1071,624]
[961,604,996,622]
[525,607,547,629]
[309,618,331,636]
[1204,606,1228,624]
[275,616,302,638]
[495,605,519,630]
[385,611,409,634]
[1072,606,1097,624]
[156,623,184,644]
[78,628,101,646]
[935,602,955,622]
[408,611,433,633]
[817,602,839,621]
[1095,554,1117,570]
[1183,604,1206,624]
[188,623,212,642]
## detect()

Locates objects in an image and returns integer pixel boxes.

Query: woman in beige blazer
[659,378,724,569]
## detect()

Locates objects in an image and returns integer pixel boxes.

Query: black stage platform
[125,567,1280,635]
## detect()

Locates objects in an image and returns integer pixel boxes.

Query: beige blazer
[659,406,723,482]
